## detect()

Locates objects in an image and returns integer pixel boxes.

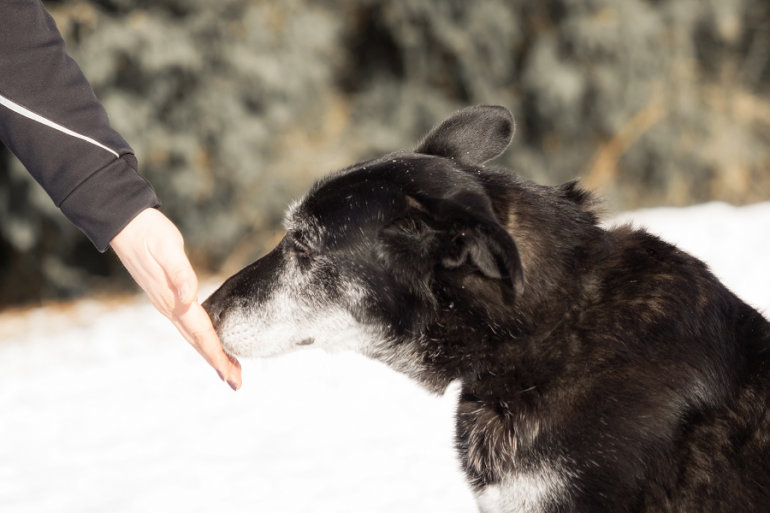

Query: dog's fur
[203,105,770,513]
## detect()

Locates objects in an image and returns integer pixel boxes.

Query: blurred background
[1,0,768,307]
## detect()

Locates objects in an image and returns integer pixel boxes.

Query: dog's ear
[414,105,515,165]
[425,196,524,296]
[378,194,524,296]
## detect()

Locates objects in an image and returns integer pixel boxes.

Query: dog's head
[203,106,523,365]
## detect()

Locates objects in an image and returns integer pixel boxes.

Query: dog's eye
[291,239,312,256]
[290,239,314,272]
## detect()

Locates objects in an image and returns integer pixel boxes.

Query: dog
[203,105,770,512]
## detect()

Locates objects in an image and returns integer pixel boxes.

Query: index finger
[172,300,243,390]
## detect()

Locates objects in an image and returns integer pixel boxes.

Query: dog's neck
[382,178,609,396]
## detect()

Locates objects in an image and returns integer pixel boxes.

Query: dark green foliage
[0,0,768,305]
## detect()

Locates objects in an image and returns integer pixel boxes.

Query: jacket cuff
[58,156,161,252]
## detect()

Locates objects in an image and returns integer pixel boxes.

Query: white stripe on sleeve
[0,93,119,159]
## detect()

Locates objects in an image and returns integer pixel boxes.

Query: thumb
[150,236,200,306]
[171,263,199,305]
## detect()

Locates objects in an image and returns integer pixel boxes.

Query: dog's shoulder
[572,221,770,399]
[598,223,715,303]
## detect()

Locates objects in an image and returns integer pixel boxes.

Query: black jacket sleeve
[0,0,160,252]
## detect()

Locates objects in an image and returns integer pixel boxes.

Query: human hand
[110,208,242,390]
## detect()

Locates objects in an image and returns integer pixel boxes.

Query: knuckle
[156,291,177,312]
[168,267,188,286]
[188,329,208,344]
[189,321,215,340]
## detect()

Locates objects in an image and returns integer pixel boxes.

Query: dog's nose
[201,295,225,331]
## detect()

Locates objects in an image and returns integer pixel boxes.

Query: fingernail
[216,370,224,381]
[178,283,190,302]
[227,380,238,391]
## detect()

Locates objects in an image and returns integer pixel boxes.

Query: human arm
[0,0,157,250]
[0,0,241,387]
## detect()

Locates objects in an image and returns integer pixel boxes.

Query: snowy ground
[0,201,768,513]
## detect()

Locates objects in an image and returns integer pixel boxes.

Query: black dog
[203,105,770,512]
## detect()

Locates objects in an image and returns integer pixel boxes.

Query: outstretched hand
[111,208,242,390]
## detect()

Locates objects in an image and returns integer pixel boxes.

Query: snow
[1,201,768,513]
